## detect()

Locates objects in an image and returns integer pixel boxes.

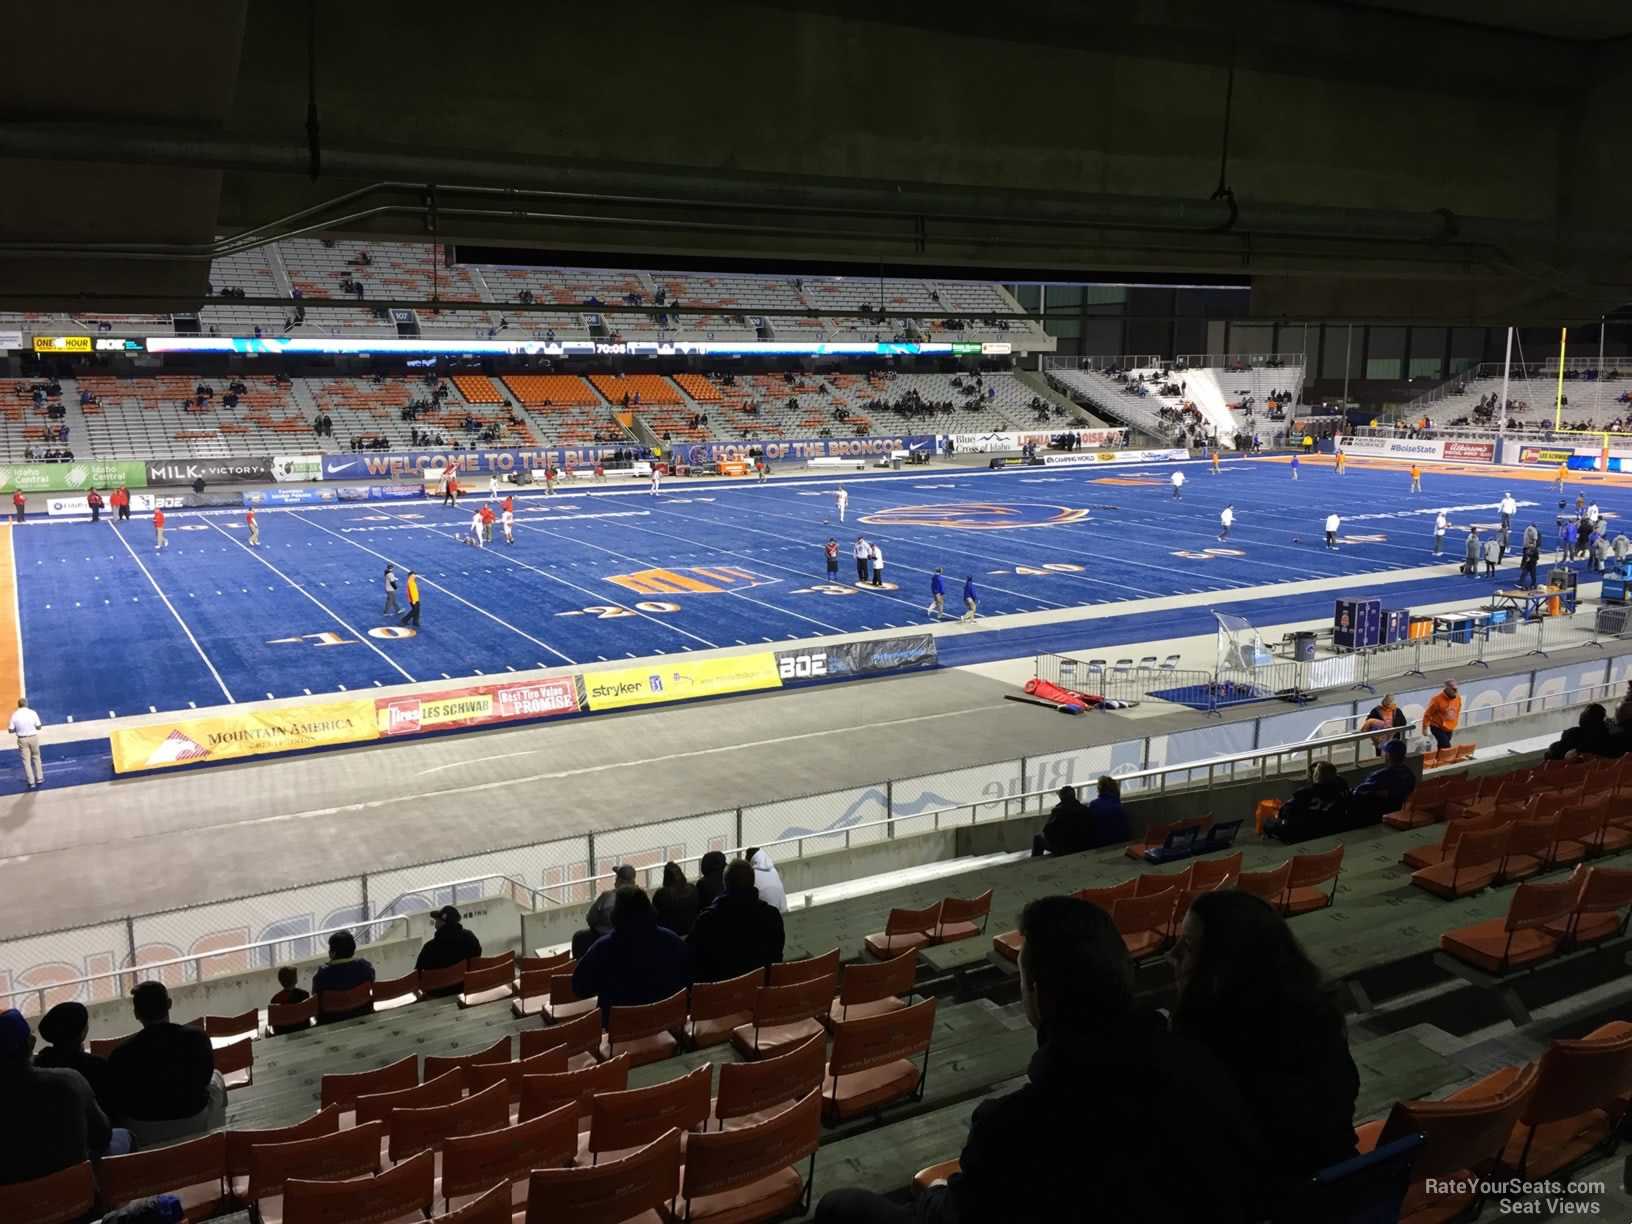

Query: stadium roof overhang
[3,0,1631,327]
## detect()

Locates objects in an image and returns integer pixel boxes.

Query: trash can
[1291,631,1317,662]
[891,457,903,470]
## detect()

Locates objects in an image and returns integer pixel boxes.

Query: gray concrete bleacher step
[1013,368,1107,428]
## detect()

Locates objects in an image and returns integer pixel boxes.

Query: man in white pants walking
[650,466,662,496]
[10,697,42,788]
[1217,505,1234,542]
[834,485,848,523]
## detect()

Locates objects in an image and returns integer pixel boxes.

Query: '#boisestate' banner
[111,699,379,774]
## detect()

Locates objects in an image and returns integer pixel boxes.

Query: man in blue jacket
[573,886,691,1022]
[927,567,946,620]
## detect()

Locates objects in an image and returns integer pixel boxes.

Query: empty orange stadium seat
[519,1055,629,1129]
[246,1120,385,1224]
[1075,878,1138,909]
[732,975,834,1060]
[598,989,687,1066]
[1189,851,1243,890]
[1402,813,1499,871]
[463,1048,568,1102]
[830,949,917,1025]
[823,998,937,1124]
[1475,1023,1632,1178]
[1439,875,1581,975]
[1551,865,1632,947]
[459,962,518,1009]
[538,972,598,1024]
[425,1096,509,1192]
[371,972,420,1012]
[321,1056,418,1121]
[677,1089,822,1223]
[436,1181,512,1224]
[586,1063,712,1165]
[1234,860,1293,905]
[687,969,763,1050]
[1498,814,1562,883]
[1135,869,1189,897]
[98,1130,224,1220]
[0,1162,95,1224]
[1354,1063,1537,1222]
[1282,844,1345,915]
[520,1008,603,1071]
[991,929,1021,961]
[216,1034,254,1091]
[225,1106,342,1198]
[767,949,839,987]
[1111,893,1174,961]
[522,1128,681,1224]
[423,1035,511,1083]
[355,1069,465,1130]
[440,1103,577,1213]
[715,1034,826,1131]
[284,1149,434,1224]
[1411,823,1511,899]
[863,901,941,960]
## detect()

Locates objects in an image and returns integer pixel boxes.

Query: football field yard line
[645,497,1088,607]
[369,507,723,650]
[204,520,417,685]
[506,513,842,636]
[289,510,580,664]
[105,520,236,704]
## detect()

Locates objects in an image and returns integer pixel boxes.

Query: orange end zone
[0,526,21,701]
[1249,453,1632,486]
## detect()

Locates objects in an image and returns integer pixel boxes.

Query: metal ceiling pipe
[0,122,1622,254]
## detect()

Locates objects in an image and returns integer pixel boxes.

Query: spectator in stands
[0,1008,128,1188]
[1347,739,1417,825]
[586,864,637,939]
[268,968,311,1036]
[1261,762,1349,844]
[1421,679,1461,751]
[1031,778,1125,856]
[1171,890,1359,1202]
[653,861,702,936]
[746,847,789,912]
[695,850,728,910]
[32,1002,114,1117]
[106,982,224,1146]
[687,858,786,983]
[572,886,691,1021]
[312,930,375,1024]
[1545,703,1624,760]
[815,896,1262,1224]
[416,905,482,994]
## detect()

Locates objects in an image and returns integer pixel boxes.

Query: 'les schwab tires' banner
[376,676,583,735]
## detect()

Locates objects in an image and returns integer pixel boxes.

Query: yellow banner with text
[584,654,782,711]
[110,699,379,774]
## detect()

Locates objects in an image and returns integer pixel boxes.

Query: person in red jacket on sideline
[11,491,24,522]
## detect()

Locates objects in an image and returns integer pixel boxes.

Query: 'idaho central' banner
[584,654,782,711]
[110,699,379,774]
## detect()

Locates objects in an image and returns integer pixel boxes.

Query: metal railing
[1305,678,1620,740]
[1035,652,1311,713]
[7,915,412,1019]
[1174,353,1307,371]
[4,636,1626,1014]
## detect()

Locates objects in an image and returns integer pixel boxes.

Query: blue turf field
[11,457,1626,724]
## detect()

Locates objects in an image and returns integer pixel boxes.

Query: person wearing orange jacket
[1421,679,1461,751]
[112,485,130,521]
[399,570,421,628]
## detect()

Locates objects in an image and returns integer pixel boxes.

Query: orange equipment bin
[717,459,750,477]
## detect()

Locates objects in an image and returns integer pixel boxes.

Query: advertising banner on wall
[271,455,326,483]
[110,699,379,774]
[376,675,583,736]
[584,653,783,711]
[242,487,338,507]
[1337,436,1494,463]
[772,634,938,683]
[1038,447,1189,467]
[680,435,937,465]
[0,460,148,494]
[145,458,278,487]
[949,429,1126,453]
